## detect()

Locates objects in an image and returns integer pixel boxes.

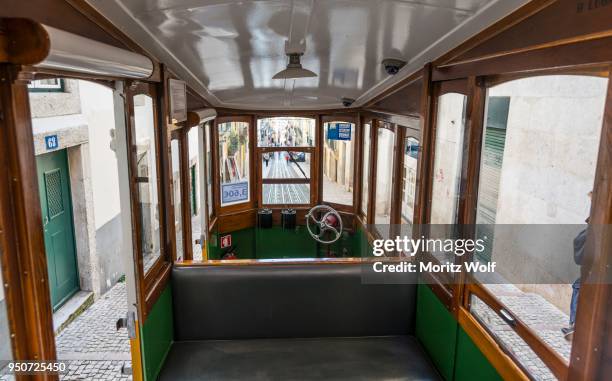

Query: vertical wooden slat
[457,76,486,227]
[366,119,377,225]
[352,112,362,228]
[568,67,612,381]
[413,64,434,227]
[0,65,57,372]
[157,69,173,265]
[316,114,324,205]
[199,121,211,258]
[391,124,405,226]
[453,76,487,316]
[179,129,193,260]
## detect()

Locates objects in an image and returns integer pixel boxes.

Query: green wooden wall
[140,284,174,381]
[416,284,502,381]
[208,226,368,259]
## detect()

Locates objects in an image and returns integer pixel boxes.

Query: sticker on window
[327,123,352,141]
[222,181,249,204]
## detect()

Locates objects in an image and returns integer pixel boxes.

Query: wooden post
[0,64,58,370]
[568,67,612,381]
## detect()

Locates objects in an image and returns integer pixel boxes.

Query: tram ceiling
[85,0,530,110]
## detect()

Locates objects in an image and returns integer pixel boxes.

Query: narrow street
[262,152,310,205]
[56,282,131,380]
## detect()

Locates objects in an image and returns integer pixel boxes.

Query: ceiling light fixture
[273,52,317,79]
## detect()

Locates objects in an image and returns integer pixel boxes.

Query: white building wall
[430,93,465,225]
[490,76,606,225]
[78,81,121,230]
[487,75,608,312]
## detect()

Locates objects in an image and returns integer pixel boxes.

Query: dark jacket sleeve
[574,228,588,265]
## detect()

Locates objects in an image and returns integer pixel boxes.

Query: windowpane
[360,123,371,216]
[205,123,213,217]
[170,139,183,261]
[470,294,557,379]
[374,127,396,230]
[187,126,203,260]
[323,122,355,206]
[475,75,608,366]
[262,151,311,179]
[401,136,419,226]
[262,183,310,205]
[257,117,315,147]
[430,93,466,224]
[0,260,14,378]
[133,94,161,274]
[219,121,250,207]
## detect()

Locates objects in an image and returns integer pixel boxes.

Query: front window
[257,117,314,206]
[257,117,315,147]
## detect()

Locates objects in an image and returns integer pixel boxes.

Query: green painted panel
[416,284,458,381]
[208,228,255,260]
[257,226,317,258]
[141,284,174,381]
[208,226,369,260]
[454,328,503,381]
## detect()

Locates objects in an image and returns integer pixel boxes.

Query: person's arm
[573,228,588,265]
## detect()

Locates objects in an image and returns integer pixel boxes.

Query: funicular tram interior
[0,0,611,380]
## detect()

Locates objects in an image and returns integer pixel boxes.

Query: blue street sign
[45,135,59,150]
[222,181,249,204]
[327,123,352,141]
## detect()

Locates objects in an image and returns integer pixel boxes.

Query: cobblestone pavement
[192,214,203,261]
[143,251,159,273]
[56,282,131,380]
[473,284,572,381]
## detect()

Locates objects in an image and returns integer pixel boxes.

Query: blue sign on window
[222,181,249,204]
[45,135,59,150]
[327,123,352,141]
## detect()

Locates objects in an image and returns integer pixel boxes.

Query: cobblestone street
[56,282,131,380]
[472,284,572,381]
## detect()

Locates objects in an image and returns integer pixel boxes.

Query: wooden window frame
[169,130,188,261]
[125,80,172,320]
[358,117,376,225]
[319,115,359,214]
[203,121,216,224]
[454,68,611,381]
[255,115,318,209]
[214,116,256,214]
[370,121,398,238]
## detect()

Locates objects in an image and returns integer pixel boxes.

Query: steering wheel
[305,205,343,244]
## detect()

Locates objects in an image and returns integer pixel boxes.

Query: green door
[36,149,79,310]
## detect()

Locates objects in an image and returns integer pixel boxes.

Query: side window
[322,122,355,206]
[205,122,214,218]
[218,121,250,207]
[170,138,183,261]
[374,126,396,237]
[132,93,163,274]
[471,75,608,378]
[401,136,419,226]
[360,122,371,217]
[430,93,467,224]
